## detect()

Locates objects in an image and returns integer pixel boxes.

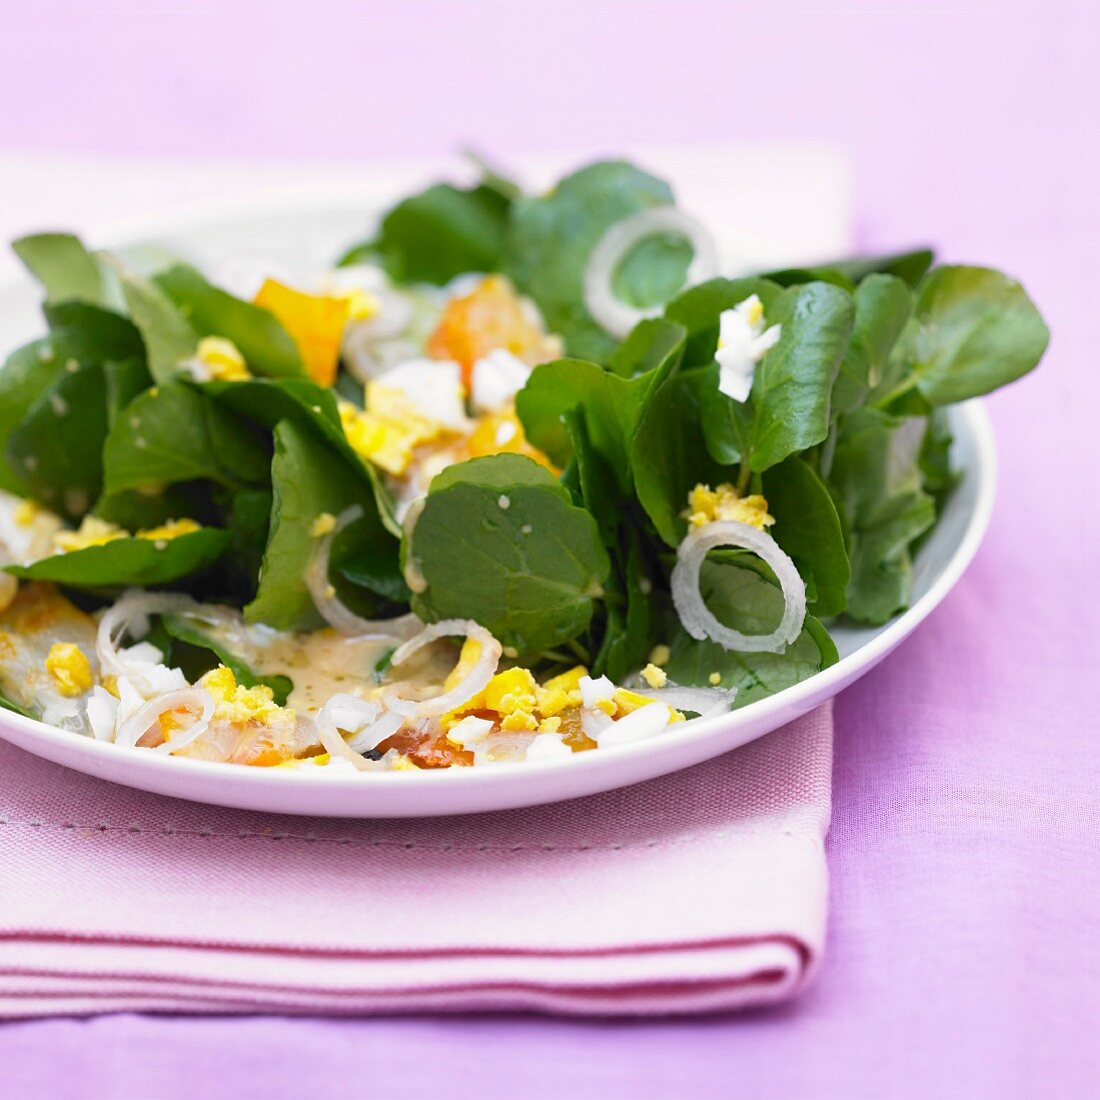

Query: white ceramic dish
[0,204,996,818]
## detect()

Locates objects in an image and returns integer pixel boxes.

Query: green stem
[736,462,752,495]
[873,374,919,410]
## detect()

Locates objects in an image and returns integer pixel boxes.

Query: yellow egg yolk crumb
[45,642,93,697]
[686,483,775,531]
[195,336,250,381]
[310,512,337,538]
[198,665,292,726]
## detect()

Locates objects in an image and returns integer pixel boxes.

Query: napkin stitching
[0,815,811,853]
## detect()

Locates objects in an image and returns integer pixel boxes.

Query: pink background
[1,2,1098,1098]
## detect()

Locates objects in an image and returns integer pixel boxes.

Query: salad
[0,159,1048,772]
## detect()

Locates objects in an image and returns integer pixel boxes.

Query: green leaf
[160,613,292,704]
[197,376,400,537]
[592,532,658,683]
[6,361,111,519]
[117,267,199,383]
[903,265,1049,405]
[632,368,728,547]
[762,456,850,617]
[606,318,688,379]
[7,528,229,588]
[664,276,783,368]
[102,383,271,496]
[154,264,304,378]
[829,407,936,623]
[662,557,837,707]
[340,183,512,285]
[736,282,854,472]
[763,248,935,290]
[407,454,610,655]
[517,337,683,494]
[503,161,678,361]
[561,405,620,546]
[0,338,68,493]
[833,274,912,419]
[245,419,397,630]
[42,301,144,360]
[13,232,119,308]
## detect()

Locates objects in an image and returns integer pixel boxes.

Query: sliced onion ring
[382,619,502,718]
[671,521,806,654]
[316,694,404,770]
[305,505,422,639]
[116,688,214,756]
[583,207,719,338]
[647,684,737,718]
[97,590,196,680]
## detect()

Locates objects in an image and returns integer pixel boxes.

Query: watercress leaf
[117,267,199,383]
[606,317,687,379]
[592,533,659,683]
[503,161,678,361]
[95,484,209,532]
[561,405,620,546]
[159,613,292,704]
[6,361,112,519]
[407,454,610,655]
[154,264,304,378]
[102,382,271,495]
[13,232,119,308]
[918,407,957,497]
[829,407,936,623]
[0,338,70,493]
[245,419,398,630]
[517,343,682,494]
[42,301,144,361]
[664,276,783,368]
[662,557,838,706]
[7,528,229,588]
[197,376,400,537]
[905,265,1049,405]
[340,183,512,285]
[762,456,850,618]
[733,281,855,473]
[763,248,935,290]
[632,368,729,547]
[833,274,912,419]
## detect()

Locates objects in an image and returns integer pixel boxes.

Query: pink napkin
[0,704,831,1018]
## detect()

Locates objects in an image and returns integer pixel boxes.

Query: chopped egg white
[375,359,470,432]
[715,295,782,403]
[470,348,532,413]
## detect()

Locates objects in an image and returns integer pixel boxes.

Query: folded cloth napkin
[0,703,831,1018]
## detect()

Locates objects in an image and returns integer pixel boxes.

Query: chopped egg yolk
[198,665,292,727]
[641,663,667,689]
[340,388,451,476]
[310,512,337,538]
[52,516,127,552]
[13,499,42,526]
[45,642,93,697]
[685,483,775,531]
[426,275,563,388]
[195,336,250,381]
[52,516,202,554]
[649,644,671,667]
[253,278,350,388]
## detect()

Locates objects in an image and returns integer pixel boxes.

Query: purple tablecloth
[1,3,1097,1097]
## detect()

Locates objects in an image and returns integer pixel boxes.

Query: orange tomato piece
[254,279,349,387]
[426,275,560,388]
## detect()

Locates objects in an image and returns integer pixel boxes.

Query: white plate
[0,203,996,818]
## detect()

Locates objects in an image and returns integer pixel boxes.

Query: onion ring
[382,619,502,718]
[305,505,422,639]
[115,688,214,756]
[583,207,719,338]
[671,521,806,654]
